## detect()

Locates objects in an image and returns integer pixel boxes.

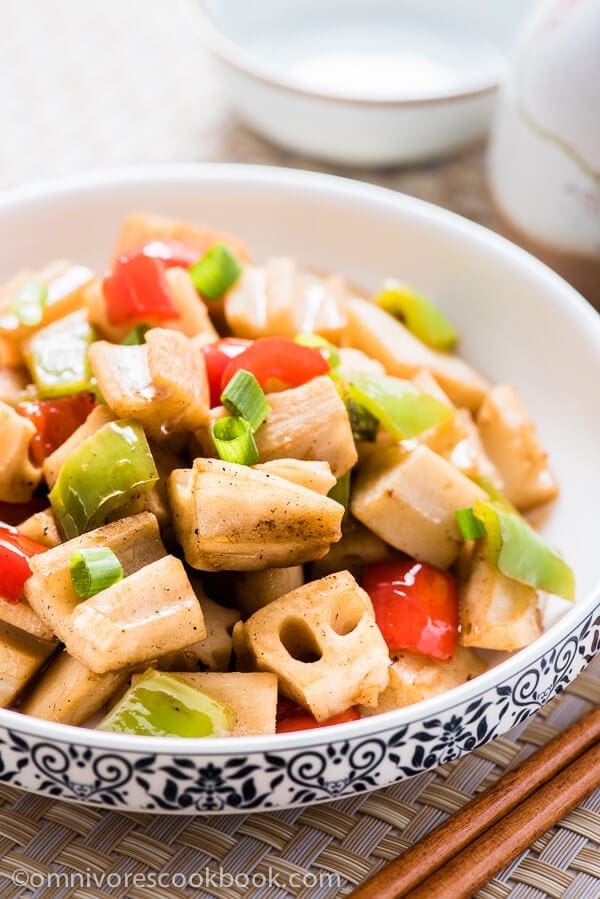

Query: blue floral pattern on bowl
[0,611,596,814]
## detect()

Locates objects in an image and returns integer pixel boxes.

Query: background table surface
[0,2,598,897]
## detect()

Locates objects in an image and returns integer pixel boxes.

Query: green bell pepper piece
[347,398,379,443]
[375,281,458,350]
[49,419,158,539]
[98,669,234,737]
[455,500,575,601]
[24,311,97,398]
[346,373,453,441]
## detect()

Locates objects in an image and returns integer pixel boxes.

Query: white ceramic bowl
[0,165,598,814]
[192,0,528,165]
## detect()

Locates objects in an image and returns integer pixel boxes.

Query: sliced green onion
[11,278,48,326]
[455,507,486,541]
[456,501,575,600]
[328,471,350,511]
[221,369,270,432]
[98,669,234,737]
[122,323,149,345]
[470,500,503,561]
[69,548,124,599]
[49,419,158,539]
[212,416,259,465]
[188,243,242,300]
[375,281,458,350]
[347,374,453,440]
[294,333,340,370]
[347,398,379,443]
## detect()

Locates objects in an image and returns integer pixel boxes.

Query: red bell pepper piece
[18,392,96,465]
[221,337,329,394]
[130,238,201,269]
[276,699,360,733]
[0,525,47,602]
[362,560,458,661]
[103,253,179,326]
[201,338,252,407]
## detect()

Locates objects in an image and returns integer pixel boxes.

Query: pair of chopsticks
[349,704,600,899]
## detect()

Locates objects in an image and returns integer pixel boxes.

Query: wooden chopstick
[405,740,600,898]
[349,704,600,899]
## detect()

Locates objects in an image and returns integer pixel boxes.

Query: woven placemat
[0,658,596,899]
[0,2,598,896]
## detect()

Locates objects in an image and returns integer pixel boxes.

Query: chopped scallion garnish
[122,323,149,345]
[455,507,486,541]
[69,548,124,599]
[212,416,259,465]
[294,333,340,369]
[375,281,458,350]
[221,369,270,432]
[188,243,242,300]
[12,278,48,326]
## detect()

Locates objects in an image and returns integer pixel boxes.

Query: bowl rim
[193,2,501,107]
[0,162,598,755]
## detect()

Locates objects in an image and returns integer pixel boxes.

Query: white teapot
[488,0,600,306]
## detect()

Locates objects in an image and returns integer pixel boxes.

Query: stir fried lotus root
[0,212,573,737]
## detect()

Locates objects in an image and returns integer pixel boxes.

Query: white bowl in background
[0,164,598,813]
[191,0,529,166]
